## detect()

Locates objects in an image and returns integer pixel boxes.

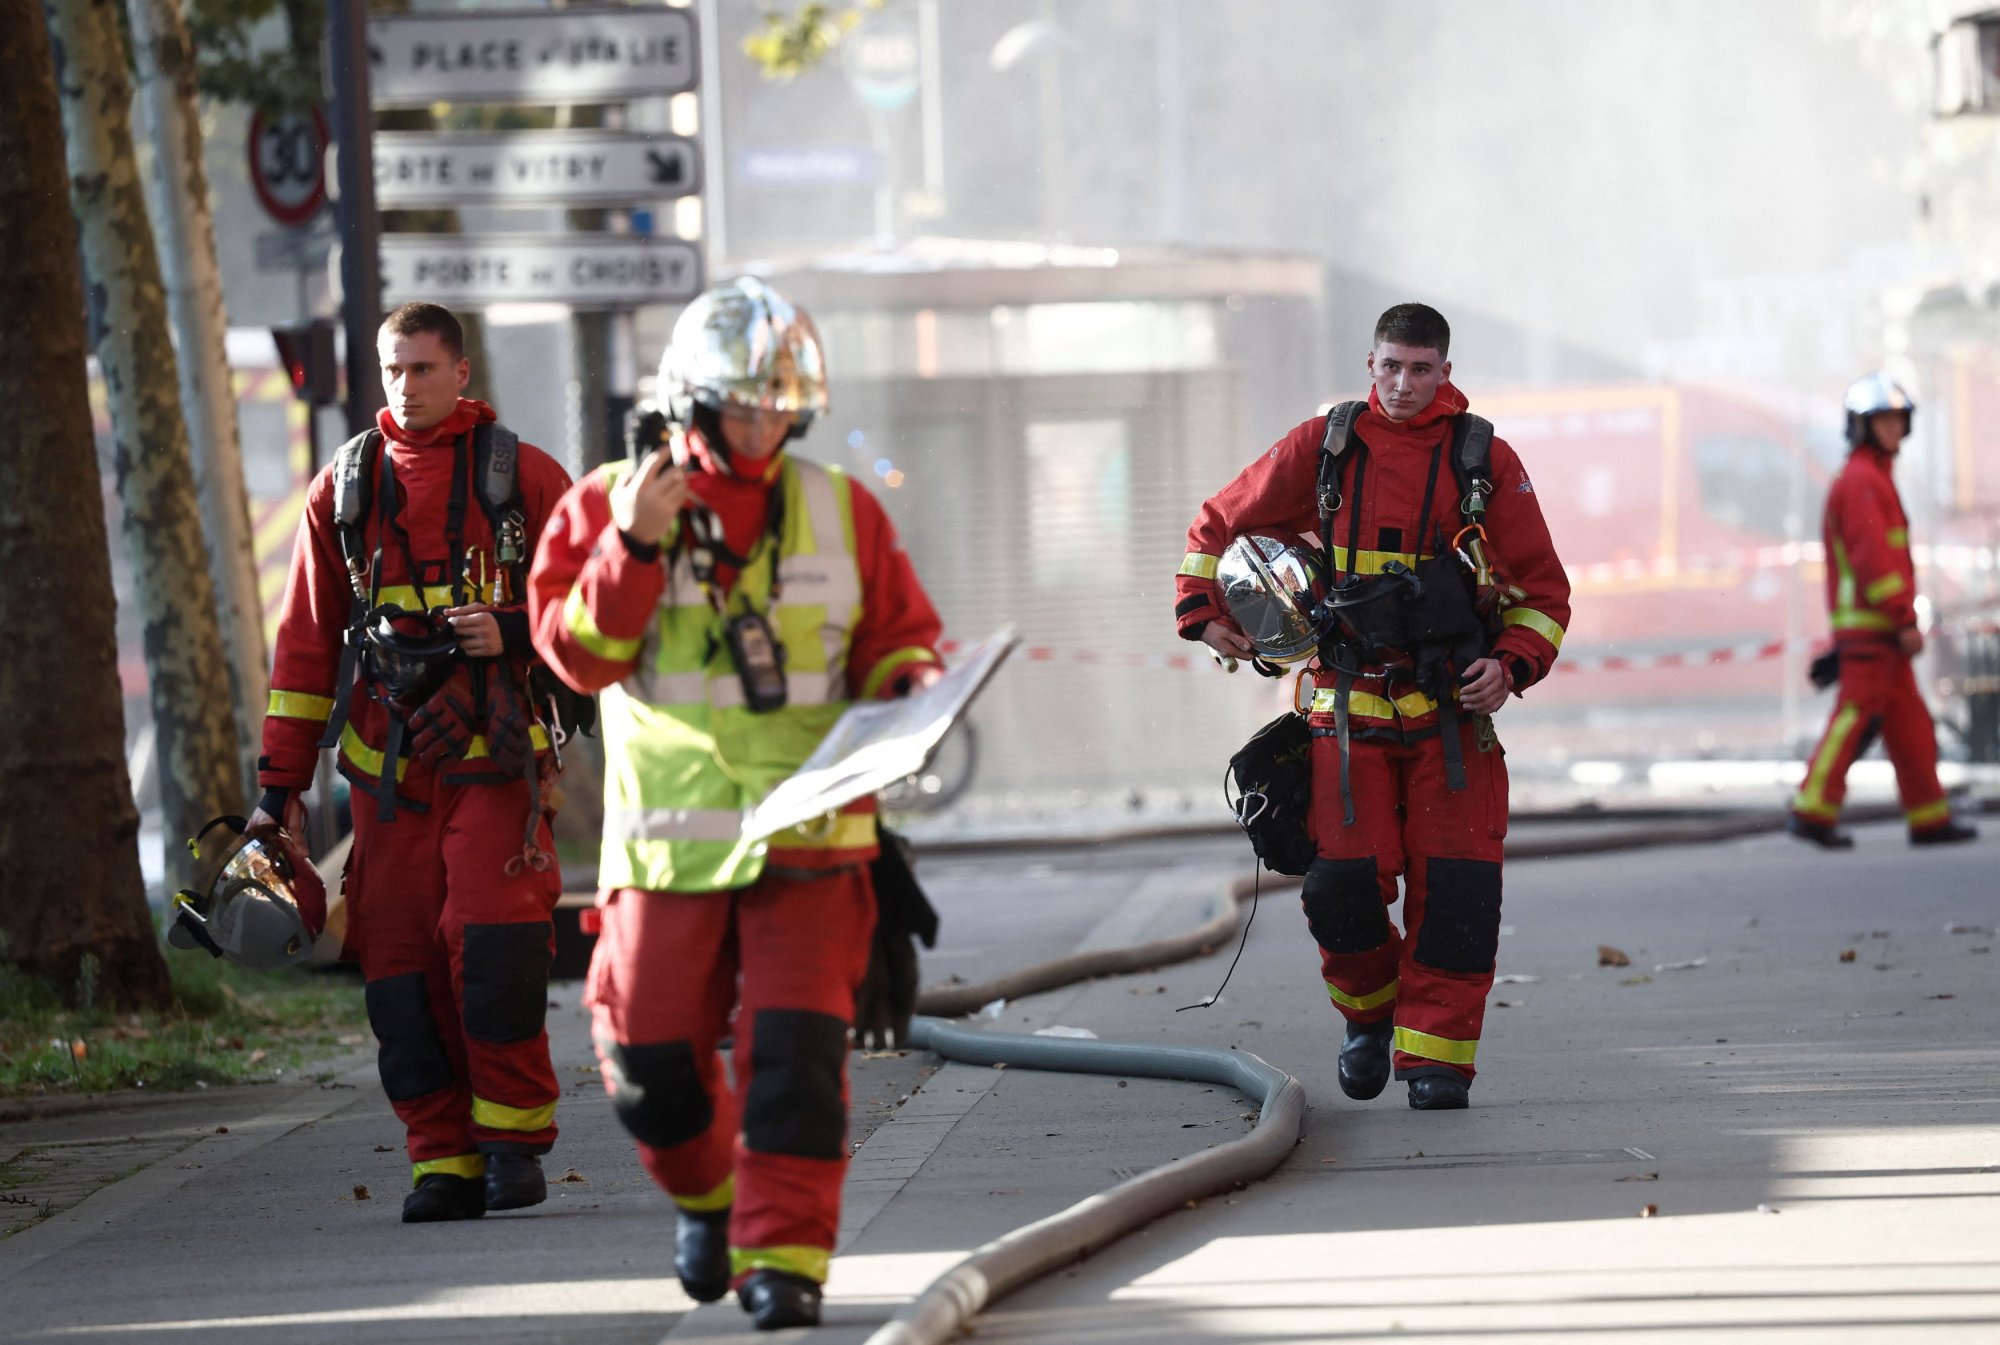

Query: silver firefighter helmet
[1843,371,1916,448]
[168,816,326,971]
[658,276,829,437]
[1216,534,1329,665]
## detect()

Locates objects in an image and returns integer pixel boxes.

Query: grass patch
[0,939,368,1100]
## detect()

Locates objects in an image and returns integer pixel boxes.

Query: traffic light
[270,320,339,406]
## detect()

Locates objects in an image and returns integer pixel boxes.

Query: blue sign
[738,146,879,188]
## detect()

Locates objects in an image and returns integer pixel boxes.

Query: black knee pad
[600,1037,713,1150]
[743,1009,848,1161]
[1301,857,1390,954]
[461,921,553,1044]
[364,972,455,1102]
[1414,857,1503,974]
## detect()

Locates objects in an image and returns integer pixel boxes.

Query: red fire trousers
[585,867,875,1288]
[346,767,562,1184]
[1304,720,1508,1083]
[1792,641,1952,832]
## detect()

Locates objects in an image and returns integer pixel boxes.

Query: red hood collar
[379,398,495,448]
[1360,381,1470,442]
[684,426,785,485]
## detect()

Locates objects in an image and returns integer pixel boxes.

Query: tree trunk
[45,0,245,898]
[0,0,172,1011]
[128,0,267,808]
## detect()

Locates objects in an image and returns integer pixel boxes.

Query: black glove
[481,667,537,779]
[1808,647,1841,691]
[854,828,939,1051]
[409,666,478,765]
[625,405,670,461]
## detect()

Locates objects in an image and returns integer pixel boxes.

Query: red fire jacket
[1174,383,1571,741]
[1821,445,1919,646]
[260,398,574,795]
[527,433,944,706]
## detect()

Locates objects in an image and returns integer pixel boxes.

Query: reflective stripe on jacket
[1822,446,1917,641]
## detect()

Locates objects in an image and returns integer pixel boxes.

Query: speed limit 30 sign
[249,106,330,229]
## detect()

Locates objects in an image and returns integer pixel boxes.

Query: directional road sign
[367,7,699,107]
[378,235,704,310]
[374,131,700,208]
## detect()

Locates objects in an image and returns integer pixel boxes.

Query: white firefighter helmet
[658,276,828,438]
[168,816,326,971]
[1216,534,1329,665]
[1843,371,1916,448]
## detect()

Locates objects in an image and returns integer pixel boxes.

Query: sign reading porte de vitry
[367,8,699,107]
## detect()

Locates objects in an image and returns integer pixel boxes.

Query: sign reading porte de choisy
[379,235,704,310]
[367,8,698,107]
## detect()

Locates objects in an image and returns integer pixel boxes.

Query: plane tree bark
[45,0,244,898]
[0,0,172,1010]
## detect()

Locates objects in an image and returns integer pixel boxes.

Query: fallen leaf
[1494,1000,1521,1009]
[373,1145,393,1153]
[1838,949,1857,963]
[1116,1080,1128,1088]
[1598,945,1631,967]
[352,1184,371,1201]
[556,1169,587,1183]
[214,1126,229,1135]
[1619,975,1653,987]
[1928,993,1957,1001]
[1616,1173,1660,1182]
[247,1049,268,1066]
[1639,1203,1659,1218]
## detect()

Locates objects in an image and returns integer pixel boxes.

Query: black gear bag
[1225,711,1316,877]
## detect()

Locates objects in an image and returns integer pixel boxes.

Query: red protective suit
[1176,384,1570,1085]
[1792,445,1951,833]
[528,432,943,1285]
[261,398,574,1182]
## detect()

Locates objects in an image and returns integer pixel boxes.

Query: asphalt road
[5,823,1998,1343]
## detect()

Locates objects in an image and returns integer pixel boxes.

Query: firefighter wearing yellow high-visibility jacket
[1789,373,1977,850]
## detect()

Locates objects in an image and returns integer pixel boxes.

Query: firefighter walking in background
[251,302,575,1222]
[1175,304,1570,1111]
[529,278,944,1331]
[1789,373,1978,849]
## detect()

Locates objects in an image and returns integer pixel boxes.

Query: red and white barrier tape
[939,636,1811,677]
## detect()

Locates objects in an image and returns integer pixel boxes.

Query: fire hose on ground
[862,1018,1306,1345]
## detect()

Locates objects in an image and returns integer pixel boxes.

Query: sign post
[327,0,385,436]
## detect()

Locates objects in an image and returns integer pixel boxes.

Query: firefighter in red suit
[1175,304,1570,1111]
[251,302,575,1222]
[1788,373,1977,849]
[528,278,944,1331]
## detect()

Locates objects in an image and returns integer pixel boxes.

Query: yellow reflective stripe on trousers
[1311,687,1438,720]
[860,646,939,700]
[1907,798,1953,829]
[731,1246,830,1284]
[672,1175,735,1214]
[1327,978,1399,1012]
[1502,606,1566,651]
[1864,572,1907,604]
[1394,1025,1477,1065]
[1178,552,1219,579]
[471,1095,557,1133]
[564,584,644,662]
[1792,703,1860,818]
[268,690,335,722]
[412,1153,485,1185]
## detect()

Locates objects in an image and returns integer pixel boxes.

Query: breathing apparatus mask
[358,604,461,706]
[167,815,326,971]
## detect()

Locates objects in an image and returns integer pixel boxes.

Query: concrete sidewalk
[692,820,2000,1342]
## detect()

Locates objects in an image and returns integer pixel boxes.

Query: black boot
[1407,1074,1470,1111]
[1337,1017,1394,1100]
[1912,819,1979,846]
[1787,815,1854,850]
[483,1152,547,1211]
[675,1208,731,1304]
[738,1269,823,1331]
[402,1174,486,1223]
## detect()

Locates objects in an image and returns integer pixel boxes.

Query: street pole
[327,0,384,435]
